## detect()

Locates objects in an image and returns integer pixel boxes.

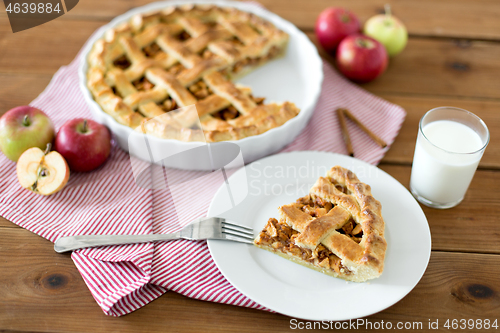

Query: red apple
[336,34,389,83]
[0,106,55,162]
[55,118,111,172]
[315,7,361,55]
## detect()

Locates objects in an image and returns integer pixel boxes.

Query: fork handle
[54,232,181,253]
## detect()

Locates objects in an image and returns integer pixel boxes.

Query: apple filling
[212,105,240,121]
[143,42,162,58]
[175,30,192,42]
[111,87,122,98]
[186,80,261,121]
[255,218,351,275]
[157,97,177,113]
[132,77,155,91]
[113,55,132,70]
[255,192,366,276]
[188,79,214,100]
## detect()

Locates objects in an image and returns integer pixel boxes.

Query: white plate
[78,1,323,170]
[207,151,431,321]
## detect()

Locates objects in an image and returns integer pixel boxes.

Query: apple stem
[22,115,30,126]
[385,3,392,17]
[83,119,88,133]
[356,38,371,48]
[44,143,51,155]
[341,13,351,23]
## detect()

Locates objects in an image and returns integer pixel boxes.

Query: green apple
[364,5,408,57]
[0,106,55,162]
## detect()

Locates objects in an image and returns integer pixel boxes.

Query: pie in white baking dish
[86,4,300,142]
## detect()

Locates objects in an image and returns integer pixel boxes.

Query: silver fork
[54,217,254,253]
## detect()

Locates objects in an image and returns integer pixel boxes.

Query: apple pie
[254,166,387,282]
[86,4,299,142]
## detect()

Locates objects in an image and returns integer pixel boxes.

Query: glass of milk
[410,107,489,209]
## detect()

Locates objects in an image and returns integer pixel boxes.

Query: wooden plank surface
[260,0,500,41]
[1,0,500,330]
[379,94,500,169]
[2,18,500,100]
[0,17,100,75]
[3,17,500,101]
[1,226,499,333]
[377,166,500,254]
[0,73,52,112]
[4,0,499,40]
[309,33,500,100]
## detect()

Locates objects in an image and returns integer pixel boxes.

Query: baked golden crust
[254,166,387,282]
[86,4,299,142]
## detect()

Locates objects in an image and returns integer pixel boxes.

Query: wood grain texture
[2,17,500,101]
[20,0,500,40]
[259,0,500,40]
[379,94,500,168]
[0,216,20,228]
[0,227,498,332]
[0,73,52,112]
[309,33,500,100]
[378,165,500,254]
[0,17,100,75]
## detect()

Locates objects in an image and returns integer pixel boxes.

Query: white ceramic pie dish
[78,0,323,170]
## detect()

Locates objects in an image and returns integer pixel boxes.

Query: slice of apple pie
[254,166,386,282]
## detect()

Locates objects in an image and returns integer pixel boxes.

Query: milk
[410,120,484,206]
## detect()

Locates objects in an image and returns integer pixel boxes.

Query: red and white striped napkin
[0,42,405,316]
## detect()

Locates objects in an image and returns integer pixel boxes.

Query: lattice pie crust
[254,166,387,282]
[86,4,300,142]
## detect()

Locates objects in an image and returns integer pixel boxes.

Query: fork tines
[221,221,254,244]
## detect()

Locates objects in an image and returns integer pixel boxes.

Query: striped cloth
[0,55,405,316]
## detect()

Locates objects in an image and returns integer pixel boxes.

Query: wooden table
[1,1,499,332]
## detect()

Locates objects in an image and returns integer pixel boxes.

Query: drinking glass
[410,107,489,209]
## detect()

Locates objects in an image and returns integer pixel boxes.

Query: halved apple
[16,145,70,195]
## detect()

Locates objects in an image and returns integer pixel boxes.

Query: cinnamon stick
[336,108,354,157]
[341,108,388,148]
